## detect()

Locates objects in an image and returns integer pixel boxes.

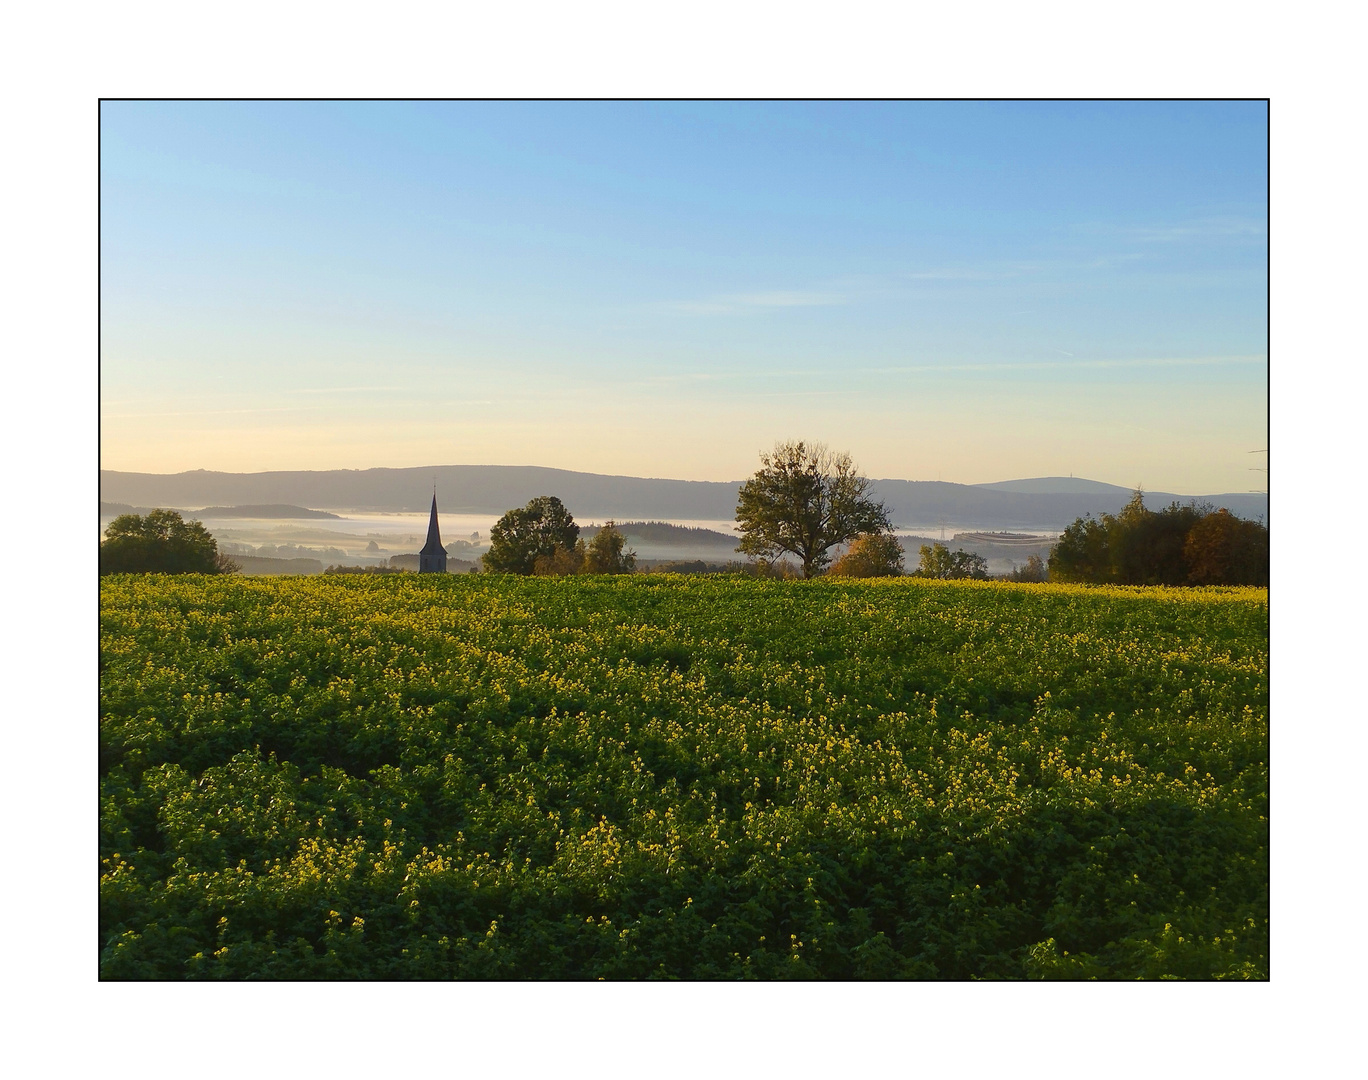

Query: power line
[1248,449,1267,494]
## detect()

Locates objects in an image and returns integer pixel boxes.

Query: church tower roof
[419,491,447,573]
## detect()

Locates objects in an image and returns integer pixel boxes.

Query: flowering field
[99,574,1268,979]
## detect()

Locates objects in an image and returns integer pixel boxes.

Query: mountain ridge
[100,465,1268,530]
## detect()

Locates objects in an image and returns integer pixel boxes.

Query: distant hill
[604,521,737,547]
[974,477,1135,495]
[195,504,340,519]
[99,501,338,521]
[101,466,1268,531]
[100,502,151,519]
[868,479,1266,529]
[100,465,739,520]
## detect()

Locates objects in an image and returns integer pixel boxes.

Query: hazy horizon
[101,101,1268,493]
[100,460,1259,499]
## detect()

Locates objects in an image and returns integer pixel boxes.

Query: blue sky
[100,100,1267,492]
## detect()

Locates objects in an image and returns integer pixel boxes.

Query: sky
[100,100,1268,493]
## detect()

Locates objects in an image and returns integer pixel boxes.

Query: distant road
[100,465,1269,531]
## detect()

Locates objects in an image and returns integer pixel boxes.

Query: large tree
[99,509,238,575]
[482,496,580,575]
[734,441,892,579]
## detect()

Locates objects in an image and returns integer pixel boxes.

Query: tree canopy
[99,509,238,575]
[912,543,988,580]
[734,441,892,579]
[1049,492,1268,586]
[1183,508,1269,586]
[828,532,905,577]
[583,522,637,574]
[532,540,586,577]
[482,496,581,575]
[528,522,639,576]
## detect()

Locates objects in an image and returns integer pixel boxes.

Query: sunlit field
[99,574,1268,979]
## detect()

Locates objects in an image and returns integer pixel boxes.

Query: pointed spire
[419,490,446,572]
[424,492,442,547]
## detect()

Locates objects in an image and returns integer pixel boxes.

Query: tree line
[99,443,1267,587]
[1048,491,1268,586]
[728,443,1266,586]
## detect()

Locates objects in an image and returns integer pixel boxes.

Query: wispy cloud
[753,388,868,399]
[656,256,1178,317]
[281,386,404,395]
[1079,217,1266,244]
[638,368,826,386]
[863,354,1267,375]
[102,405,330,419]
[1084,252,1148,269]
[104,394,501,419]
[662,289,846,316]
[619,354,1266,396]
[903,267,1011,281]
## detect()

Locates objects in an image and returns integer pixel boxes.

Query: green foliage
[324,565,407,575]
[100,509,238,575]
[913,543,988,580]
[583,522,637,575]
[482,496,580,575]
[1049,516,1111,583]
[100,574,1267,980]
[828,533,905,577]
[735,441,893,579]
[1049,492,1268,586]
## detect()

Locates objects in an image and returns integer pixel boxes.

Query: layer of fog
[99,506,1058,575]
[205,511,495,567]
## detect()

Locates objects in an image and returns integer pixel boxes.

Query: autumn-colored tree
[532,539,587,576]
[1050,492,1266,586]
[1111,492,1206,585]
[582,522,637,574]
[828,532,905,577]
[1184,509,1269,585]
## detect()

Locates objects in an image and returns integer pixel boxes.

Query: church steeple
[419,490,447,573]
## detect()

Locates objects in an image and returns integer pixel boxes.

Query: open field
[99,575,1268,979]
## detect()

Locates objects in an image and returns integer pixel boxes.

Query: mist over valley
[100,465,1263,576]
[101,464,1267,529]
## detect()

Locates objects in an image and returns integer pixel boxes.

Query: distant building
[419,493,448,573]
